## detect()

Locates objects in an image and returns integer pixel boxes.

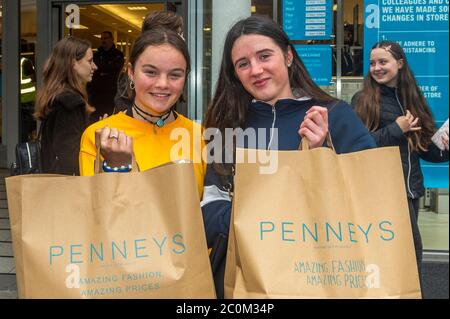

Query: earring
[287,61,292,68]
[129,80,135,90]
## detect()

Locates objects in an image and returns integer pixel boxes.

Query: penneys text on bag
[49,233,186,265]
[258,219,395,243]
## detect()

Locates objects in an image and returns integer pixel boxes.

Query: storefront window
[202,0,212,113]
[0,0,3,143]
[20,0,37,143]
[63,3,166,63]
[200,0,275,117]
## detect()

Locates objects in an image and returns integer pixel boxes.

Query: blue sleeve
[202,200,232,248]
[201,164,232,248]
[419,143,449,163]
[328,101,377,154]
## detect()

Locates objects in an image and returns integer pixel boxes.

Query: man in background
[88,31,124,122]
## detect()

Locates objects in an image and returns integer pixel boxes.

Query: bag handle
[299,133,335,152]
[94,146,139,174]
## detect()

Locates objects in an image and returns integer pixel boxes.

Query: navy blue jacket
[201,97,376,297]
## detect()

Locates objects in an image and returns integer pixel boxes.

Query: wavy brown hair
[203,15,336,176]
[353,41,436,151]
[34,36,93,120]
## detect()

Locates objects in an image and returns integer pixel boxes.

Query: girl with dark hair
[79,28,205,196]
[201,15,376,298]
[114,11,184,113]
[35,36,97,175]
[352,41,449,283]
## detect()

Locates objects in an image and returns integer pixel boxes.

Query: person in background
[201,15,376,298]
[34,36,97,175]
[114,11,184,112]
[79,28,205,197]
[352,41,449,290]
[20,55,37,142]
[88,31,124,122]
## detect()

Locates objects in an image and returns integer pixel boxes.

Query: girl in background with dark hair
[79,28,205,197]
[35,36,97,175]
[202,15,376,298]
[352,41,449,285]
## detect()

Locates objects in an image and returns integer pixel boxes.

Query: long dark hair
[34,36,93,120]
[353,41,435,151]
[203,15,335,175]
[123,27,190,106]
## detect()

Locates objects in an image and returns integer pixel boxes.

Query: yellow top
[79,112,206,197]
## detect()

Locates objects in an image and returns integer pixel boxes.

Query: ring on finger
[109,134,119,140]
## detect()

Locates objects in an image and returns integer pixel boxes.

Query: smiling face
[73,48,97,84]
[231,34,294,105]
[128,44,187,115]
[370,48,404,88]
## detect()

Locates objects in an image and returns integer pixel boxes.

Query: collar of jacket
[379,84,397,96]
[249,96,313,116]
[54,91,85,111]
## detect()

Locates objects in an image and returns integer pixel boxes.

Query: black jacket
[351,85,448,199]
[201,97,376,297]
[41,91,89,175]
[90,45,124,95]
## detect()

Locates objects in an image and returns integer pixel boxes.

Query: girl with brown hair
[79,28,205,197]
[34,36,97,175]
[352,40,449,284]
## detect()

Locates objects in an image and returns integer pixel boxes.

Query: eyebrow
[141,64,185,73]
[370,58,387,62]
[233,48,275,67]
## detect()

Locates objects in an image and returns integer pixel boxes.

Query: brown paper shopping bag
[6,162,216,298]
[224,145,421,299]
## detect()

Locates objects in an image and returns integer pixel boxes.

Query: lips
[150,93,171,98]
[372,72,388,80]
[253,78,270,87]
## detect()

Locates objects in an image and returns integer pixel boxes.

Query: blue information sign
[364,1,449,188]
[295,45,332,86]
[283,0,333,40]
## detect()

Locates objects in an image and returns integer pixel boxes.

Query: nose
[155,75,169,89]
[92,62,98,71]
[250,61,264,77]
[374,63,382,71]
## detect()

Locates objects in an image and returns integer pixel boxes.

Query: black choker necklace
[133,103,172,128]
